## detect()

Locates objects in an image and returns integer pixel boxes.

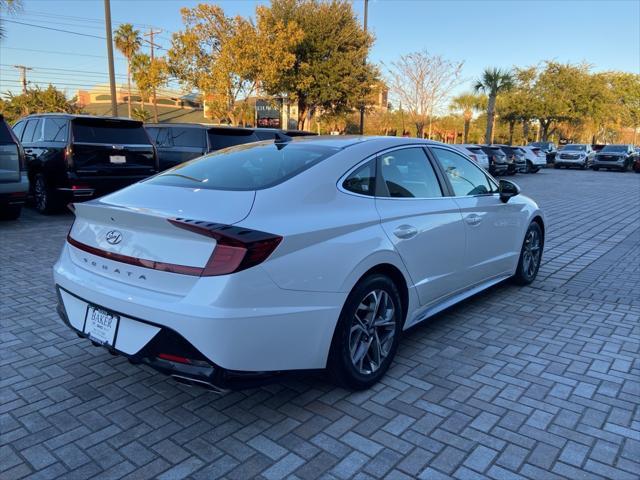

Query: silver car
[554,144,595,169]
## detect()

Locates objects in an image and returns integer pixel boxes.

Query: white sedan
[54,136,545,390]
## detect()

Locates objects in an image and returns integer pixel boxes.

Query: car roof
[145,123,255,133]
[278,135,454,151]
[18,113,140,122]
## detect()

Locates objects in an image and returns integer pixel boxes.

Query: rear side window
[72,119,150,144]
[208,128,259,150]
[343,160,376,196]
[0,119,15,143]
[22,119,42,143]
[379,148,443,198]
[42,118,68,143]
[168,128,205,148]
[432,147,497,196]
[12,121,26,141]
[147,142,339,191]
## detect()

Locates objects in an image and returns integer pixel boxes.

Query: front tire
[513,222,543,286]
[327,274,403,390]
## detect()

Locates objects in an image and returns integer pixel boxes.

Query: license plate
[84,306,119,346]
[110,155,126,164]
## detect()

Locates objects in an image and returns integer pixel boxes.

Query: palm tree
[450,93,485,143]
[114,23,141,118]
[474,68,514,144]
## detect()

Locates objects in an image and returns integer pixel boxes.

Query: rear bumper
[59,174,154,199]
[0,173,29,206]
[53,243,343,376]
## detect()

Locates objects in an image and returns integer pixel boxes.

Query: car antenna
[274,132,292,149]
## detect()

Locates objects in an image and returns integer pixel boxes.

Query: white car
[451,144,490,170]
[54,137,545,390]
[519,146,547,173]
[555,144,595,169]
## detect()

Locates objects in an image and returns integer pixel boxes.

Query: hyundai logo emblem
[105,230,123,245]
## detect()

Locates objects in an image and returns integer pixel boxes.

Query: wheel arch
[356,263,410,323]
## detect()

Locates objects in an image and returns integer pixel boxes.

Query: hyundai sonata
[54,136,545,390]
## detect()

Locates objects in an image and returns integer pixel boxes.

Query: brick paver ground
[1,168,639,480]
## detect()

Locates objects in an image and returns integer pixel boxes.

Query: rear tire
[0,205,22,220]
[327,274,403,390]
[33,173,57,214]
[512,222,543,286]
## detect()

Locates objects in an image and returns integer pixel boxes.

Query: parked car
[592,144,607,154]
[554,144,595,169]
[11,114,157,214]
[451,144,490,170]
[54,136,545,391]
[519,146,547,173]
[633,154,640,173]
[0,114,29,220]
[591,144,638,171]
[478,145,509,175]
[146,124,262,171]
[528,141,557,163]
[496,145,527,173]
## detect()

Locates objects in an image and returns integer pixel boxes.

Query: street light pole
[104,0,119,117]
[358,0,368,135]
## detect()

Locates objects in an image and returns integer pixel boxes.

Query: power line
[1,46,121,59]
[0,64,126,77]
[2,19,106,39]
[23,9,173,32]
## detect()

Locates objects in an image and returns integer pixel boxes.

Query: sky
[0,0,638,98]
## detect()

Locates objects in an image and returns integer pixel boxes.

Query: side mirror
[499,179,520,203]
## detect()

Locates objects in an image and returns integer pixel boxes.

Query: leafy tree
[131,107,151,122]
[260,0,378,130]
[449,93,485,143]
[168,3,301,124]
[1,85,81,123]
[131,53,168,123]
[474,68,514,144]
[0,0,21,39]
[114,23,142,118]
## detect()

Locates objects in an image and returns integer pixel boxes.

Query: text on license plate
[84,306,119,346]
[110,155,126,164]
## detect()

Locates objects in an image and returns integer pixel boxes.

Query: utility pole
[13,65,32,94]
[103,0,119,117]
[143,28,162,123]
[358,0,369,135]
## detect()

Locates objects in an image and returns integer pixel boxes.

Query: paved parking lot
[1,168,639,480]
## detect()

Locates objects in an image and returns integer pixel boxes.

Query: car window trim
[376,145,447,200]
[427,145,500,198]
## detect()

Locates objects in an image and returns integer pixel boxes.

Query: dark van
[11,114,157,213]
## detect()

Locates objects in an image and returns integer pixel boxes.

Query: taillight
[168,218,282,276]
[64,146,73,167]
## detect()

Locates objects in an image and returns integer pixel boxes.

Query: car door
[374,146,466,307]
[430,146,524,286]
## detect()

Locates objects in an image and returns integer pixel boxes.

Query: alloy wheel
[349,289,396,375]
[521,228,541,279]
[34,176,48,213]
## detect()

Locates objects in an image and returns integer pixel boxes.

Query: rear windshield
[72,119,150,144]
[601,145,627,153]
[0,119,15,144]
[466,147,484,154]
[207,128,259,150]
[563,145,586,151]
[146,141,339,191]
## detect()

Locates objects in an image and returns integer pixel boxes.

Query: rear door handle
[393,225,418,239]
[465,214,482,226]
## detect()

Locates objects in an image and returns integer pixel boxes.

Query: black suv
[145,124,316,171]
[12,114,157,213]
[0,114,29,219]
[478,145,510,176]
[145,124,267,171]
[591,144,638,172]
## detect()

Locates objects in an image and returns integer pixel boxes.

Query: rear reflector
[157,353,191,364]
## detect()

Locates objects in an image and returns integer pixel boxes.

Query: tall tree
[450,93,485,143]
[474,67,514,144]
[113,23,141,118]
[260,0,378,130]
[131,53,168,122]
